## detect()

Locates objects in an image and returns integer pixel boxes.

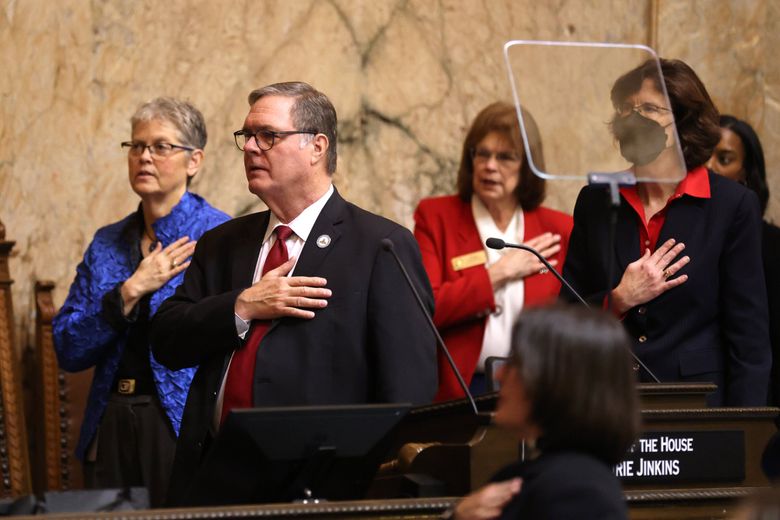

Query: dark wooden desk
[9,384,778,519]
[373,383,778,519]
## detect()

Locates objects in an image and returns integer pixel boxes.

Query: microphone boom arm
[485,237,661,384]
[485,237,587,307]
[381,239,479,415]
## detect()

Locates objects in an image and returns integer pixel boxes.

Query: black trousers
[83,394,176,508]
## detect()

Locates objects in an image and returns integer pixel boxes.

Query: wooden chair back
[0,219,32,498]
[31,280,91,491]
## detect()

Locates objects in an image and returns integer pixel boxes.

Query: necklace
[143,227,159,253]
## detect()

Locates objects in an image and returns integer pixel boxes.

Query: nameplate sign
[614,430,744,483]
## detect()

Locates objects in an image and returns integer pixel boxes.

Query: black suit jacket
[150,189,437,505]
[763,221,780,407]
[492,451,628,519]
[562,171,770,406]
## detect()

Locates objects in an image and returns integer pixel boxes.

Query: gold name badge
[451,250,488,271]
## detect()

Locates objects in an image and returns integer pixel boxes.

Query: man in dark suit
[150,82,437,505]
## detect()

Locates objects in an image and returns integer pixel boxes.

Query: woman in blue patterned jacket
[53,97,229,506]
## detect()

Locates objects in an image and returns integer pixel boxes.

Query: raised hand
[488,232,562,290]
[453,478,523,520]
[234,258,332,321]
[120,236,197,315]
[611,238,690,314]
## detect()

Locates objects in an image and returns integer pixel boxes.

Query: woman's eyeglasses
[121,141,195,158]
[616,102,671,118]
[471,148,521,167]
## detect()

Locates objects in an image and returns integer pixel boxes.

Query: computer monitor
[183,403,411,506]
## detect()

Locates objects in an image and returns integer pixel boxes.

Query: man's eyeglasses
[616,102,671,118]
[471,148,521,167]
[233,129,318,151]
[121,141,195,158]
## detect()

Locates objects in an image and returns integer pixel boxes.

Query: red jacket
[413,195,573,401]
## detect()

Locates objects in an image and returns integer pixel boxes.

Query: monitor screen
[183,403,411,506]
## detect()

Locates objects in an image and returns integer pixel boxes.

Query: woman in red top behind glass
[562,58,770,406]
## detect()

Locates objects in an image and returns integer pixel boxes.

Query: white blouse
[471,196,525,372]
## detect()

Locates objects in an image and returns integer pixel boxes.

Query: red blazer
[413,195,573,401]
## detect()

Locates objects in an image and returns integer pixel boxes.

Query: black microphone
[485,237,661,384]
[485,237,588,307]
[381,238,479,415]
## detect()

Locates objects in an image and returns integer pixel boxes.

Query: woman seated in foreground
[450,304,640,520]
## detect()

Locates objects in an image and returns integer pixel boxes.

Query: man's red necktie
[221,225,293,424]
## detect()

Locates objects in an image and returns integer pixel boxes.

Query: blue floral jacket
[53,191,230,460]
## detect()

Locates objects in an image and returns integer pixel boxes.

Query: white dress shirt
[233,184,335,336]
[216,184,334,429]
[471,195,525,371]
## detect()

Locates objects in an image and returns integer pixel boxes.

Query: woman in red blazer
[414,102,572,401]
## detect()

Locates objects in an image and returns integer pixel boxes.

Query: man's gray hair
[248,82,337,174]
[131,97,208,150]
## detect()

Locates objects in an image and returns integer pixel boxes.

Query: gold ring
[663,269,671,279]
[171,260,178,269]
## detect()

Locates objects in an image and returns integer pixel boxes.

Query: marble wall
[1,0,777,352]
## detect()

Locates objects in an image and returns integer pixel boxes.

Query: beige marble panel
[765,0,780,219]
[12,0,749,355]
[344,0,651,225]
[1,0,95,350]
[657,0,780,222]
